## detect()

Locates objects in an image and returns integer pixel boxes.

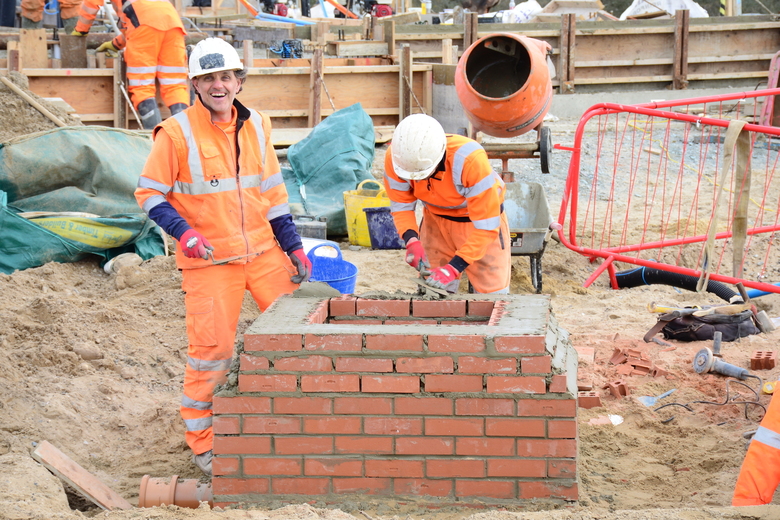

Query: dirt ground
[3,87,780,520]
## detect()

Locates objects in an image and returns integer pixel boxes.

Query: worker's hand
[96,41,119,55]
[425,264,459,292]
[70,29,88,36]
[405,237,429,270]
[180,229,213,260]
[288,248,312,284]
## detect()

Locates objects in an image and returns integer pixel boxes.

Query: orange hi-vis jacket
[383,134,505,265]
[134,97,290,270]
[75,0,183,49]
[733,387,780,505]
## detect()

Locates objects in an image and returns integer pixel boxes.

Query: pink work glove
[289,248,312,284]
[426,264,459,292]
[180,229,213,260]
[405,237,429,270]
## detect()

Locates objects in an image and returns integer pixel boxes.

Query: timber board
[28,76,113,116]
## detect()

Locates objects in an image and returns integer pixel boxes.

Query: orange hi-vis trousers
[180,245,298,456]
[125,25,188,109]
[421,208,511,294]
[733,386,780,505]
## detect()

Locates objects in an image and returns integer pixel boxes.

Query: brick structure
[212,294,578,507]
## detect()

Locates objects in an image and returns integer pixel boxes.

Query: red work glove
[289,248,312,284]
[180,229,213,260]
[426,264,459,292]
[405,237,429,270]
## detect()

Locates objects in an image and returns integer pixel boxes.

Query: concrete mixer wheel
[539,126,552,174]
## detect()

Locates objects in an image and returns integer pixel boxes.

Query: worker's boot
[62,16,78,34]
[137,98,162,130]
[169,103,188,116]
[191,450,212,476]
[21,16,43,29]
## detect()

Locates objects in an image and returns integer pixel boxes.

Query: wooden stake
[383,20,395,61]
[673,9,690,90]
[441,38,453,65]
[308,47,323,128]
[0,75,67,127]
[559,13,576,94]
[463,12,478,52]
[399,43,412,120]
[7,40,20,72]
[243,39,253,67]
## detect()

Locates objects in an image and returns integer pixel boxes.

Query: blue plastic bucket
[363,206,404,250]
[307,244,358,294]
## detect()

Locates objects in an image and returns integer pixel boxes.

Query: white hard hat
[188,37,243,79]
[391,114,447,181]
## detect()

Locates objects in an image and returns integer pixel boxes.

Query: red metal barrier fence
[556,88,780,294]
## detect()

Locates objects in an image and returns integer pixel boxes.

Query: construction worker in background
[384,114,511,294]
[134,37,312,476]
[21,0,81,33]
[71,0,189,129]
[733,388,780,505]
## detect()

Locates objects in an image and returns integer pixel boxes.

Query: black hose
[615,266,737,302]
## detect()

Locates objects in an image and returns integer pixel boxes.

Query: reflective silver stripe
[248,110,267,163]
[172,111,205,184]
[241,174,262,189]
[181,395,212,411]
[385,174,410,192]
[142,194,167,213]
[128,79,155,86]
[158,65,188,73]
[173,178,238,195]
[158,78,188,85]
[463,173,498,199]
[137,176,172,195]
[472,215,501,231]
[753,426,780,449]
[127,65,157,74]
[421,200,467,211]
[184,417,213,431]
[261,172,283,192]
[267,203,290,221]
[391,200,416,212]
[188,356,233,372]
[451,141,483,188]
[81,6,98,13]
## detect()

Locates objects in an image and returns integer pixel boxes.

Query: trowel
[410,266,448,298]
[637,389,676,407]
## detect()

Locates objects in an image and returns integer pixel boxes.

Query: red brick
[549,374,569,393]
[521,355,552,374]
[305,334,362,352]
[213,416,240,434]
[303,416,362,434]
[395,437,454,455]
[332,477,392,495]
[412,299,467,318]
[494,335,545,354]
[485,418,545,437]
[396,357,454,373]
[428,335,485,353]
[457,356,516,374]
[244,416,301,434]
[517,439,577,458]
[549,420,577,439]
[577,391,602,409]
[487,458,546,477]
[357,299,410,317]
[517,399,576,417]
[468,300,496,317]
[304,458,363,476]
[274,397,332,415]
[213,396,271,415]
[274,436,333,455]
[518,481,578,501]
[425,374,483,393]
[487,376,546,394]
[335,357,393,372]
[271,478,329,495]
[427,459,485,478]
[548,459,577,478]
[212,478,269,495]
[395,397,453,415]
[240,354,270,371]
[213,456,239,476]
[456,438,515,456]
[335,436,393,454]
[334,397,393,415]
[364,417,423,435]
[239,374,298,393]
[455,398,514,416]
[214,436,271,455]
[245,334,302,352]
[244,457,302,476]
[394,479,453,497]
[455,480,515,499]
[308,301,328,324]
[366,459,424,478]
[751,350,777,370]
[330,296,357,317]
[366,334,423,351]
[425,417,484,436]
[301,374,360,392]
[363,375,420,393]
[274,355,332,372]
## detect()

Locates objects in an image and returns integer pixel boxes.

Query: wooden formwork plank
[19,29,48,69]
[27,75,114,116]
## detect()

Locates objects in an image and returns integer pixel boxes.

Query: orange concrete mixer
[455,33,553,138]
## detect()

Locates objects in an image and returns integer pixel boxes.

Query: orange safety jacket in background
[22,0,81,22]
[75,0,183,50]
[733,388,780,505]
[383,134,506,265]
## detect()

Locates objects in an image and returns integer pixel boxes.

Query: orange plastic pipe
[138,475,213,509]
[323,0,358,19]
[237,0,259,17]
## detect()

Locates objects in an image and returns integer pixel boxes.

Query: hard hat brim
[189,66,243,80]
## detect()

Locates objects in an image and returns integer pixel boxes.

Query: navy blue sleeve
[270,214,303,254]
[148,201,192,241]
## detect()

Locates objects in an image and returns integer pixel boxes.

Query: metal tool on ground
[693,344,750,380]
[637,389,676,407]
[712,330,723,357]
